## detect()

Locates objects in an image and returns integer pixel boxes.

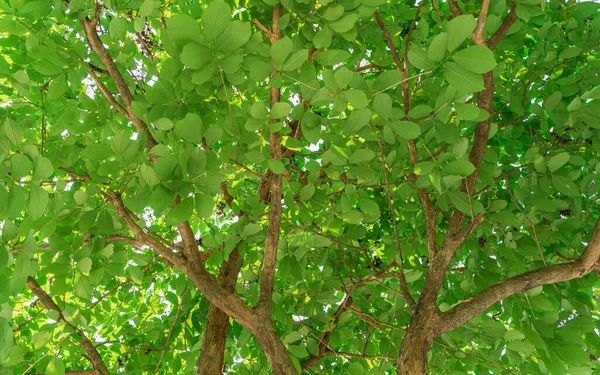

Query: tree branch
[257,4,283,318]
[154,288,190,374]
[487,6,517,50]
[26,277,110,375]
[439,218,600,334]
[471,0,489,45]
[79,17,157,151]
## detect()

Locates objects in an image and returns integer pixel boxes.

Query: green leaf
[408,48,436,70]
[427,32,448,62]
[33,156,53,180]
[195,193,215,218]
[346,108,372,133]
[344,89,368,109]
[314,50,350,65]
[552,175,579,196]
[45,357,65,375]
[373,93,392,120]
[154,118,174,130]
[329,13,358,33]
[451,45,496,74]
[33,331,50,350]
[215,21,251,51]
[442,160,475,176]
[77,257,92,274]
[390,121,421,139]
[109,16,127,40]
[166,198,194,225]
[349,149,375,164]
[444,62,485,93]
[447,191,474,215]
[2,220,18,241]
[29,185,48,220]
[11,154,31,179]
[81,144,114,160]
[202,0,231,40]
[175,113,203,144]
[556,345,591,367]
[268,159,285,174]
[271,102,291,119]
[4,118,22,145]
[272,37,293,66]
[139,0,154,17]
[455,103,481,120]
[322,5,344,21]
[280,49,308,71]
[547,152,570,173]
[446,14,476,51]
[139,164,158,186]
[180,43,213,69]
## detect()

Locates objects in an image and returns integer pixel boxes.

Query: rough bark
[397,306,438,375]
[196,250,243,375]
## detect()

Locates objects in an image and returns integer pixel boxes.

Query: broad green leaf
[215,21,251,51]
[4,119,21,145]
[444,62,485,93]
[271,102,291,119]
[32,331,50,350]
[390,121,420,139]
[547,152,570,172]
[373,93,392,120]
[451,45,496,74]
[154,118,174,130]
[272,37,293,66]
[408,47,436,70]
[329,13,358,33]
[180,43,213,69]
[349,149,375,164]
[322,4,344,21]
[10,154,31,180]
[139,0,154,17]
[427,32,448,62]
[139,164,158,186]
[29,185,48,220]
[441,160,475,176]
[166,198,194,225]
[552,175,579,197]
[344,89,368,109]
[175,113,203,143]
[280,49,308,71]
[195,193,215,218]
[268,159,285,174]
[446,14,476,51]
[77,257,92,274]
[314,50,350,65]
[81,144,114,160]
[45,357,65,375]
[202,0,231,39]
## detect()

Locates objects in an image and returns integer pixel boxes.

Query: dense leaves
[0,0,600,375]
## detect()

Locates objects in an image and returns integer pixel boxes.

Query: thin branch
[257,5,284,318]
[471,0,490,45]
[26,277,110,375]
[371,122,416,310]
[87,71,129,118]
[154,288,190,374]
[487,7,517,50]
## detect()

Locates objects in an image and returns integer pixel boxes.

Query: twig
[154,288,190,374]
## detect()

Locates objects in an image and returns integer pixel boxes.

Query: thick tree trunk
[196,249,243,374]
[396,307,437,375]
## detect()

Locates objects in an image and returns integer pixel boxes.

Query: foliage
[0,0,600,374]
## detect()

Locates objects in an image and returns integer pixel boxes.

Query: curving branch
[26,277,110,375]
[439,219,600,334]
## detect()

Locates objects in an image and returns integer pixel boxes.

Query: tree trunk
[254,324,299,375]
[396,307,437,375]
[196,249,243,374]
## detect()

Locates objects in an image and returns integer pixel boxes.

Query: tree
[1,0,599,373]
